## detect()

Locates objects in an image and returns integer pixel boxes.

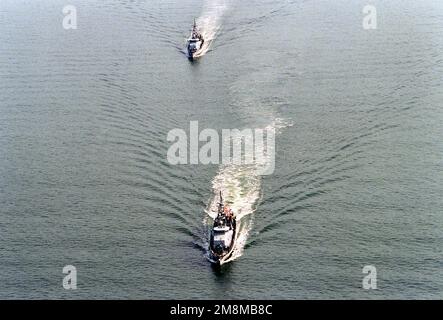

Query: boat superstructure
[209,192,236,265]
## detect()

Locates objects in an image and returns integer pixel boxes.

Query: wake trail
[193,0,230,58]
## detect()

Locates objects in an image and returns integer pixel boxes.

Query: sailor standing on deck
[224,205,233,224]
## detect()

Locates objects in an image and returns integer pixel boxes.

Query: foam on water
[192,0,230,58]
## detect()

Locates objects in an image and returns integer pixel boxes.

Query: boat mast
[218,191,224,215]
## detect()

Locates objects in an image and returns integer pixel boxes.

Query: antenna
[217,191,224,215]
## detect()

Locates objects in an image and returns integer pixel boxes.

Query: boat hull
[186,40,203,61]
[209,219,236,265]
[210,245,235,266]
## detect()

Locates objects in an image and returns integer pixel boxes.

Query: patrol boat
[187,19,204,60]
[209,192,236,265]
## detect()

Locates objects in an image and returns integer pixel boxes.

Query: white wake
[192,0,230,58]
